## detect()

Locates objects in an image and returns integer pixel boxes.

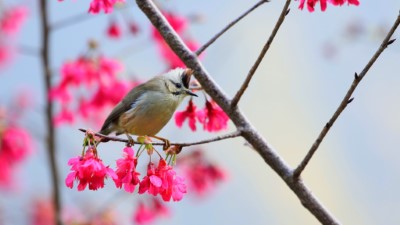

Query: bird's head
[163,68,197,98]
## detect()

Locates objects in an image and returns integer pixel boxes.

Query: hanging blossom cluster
[66,131,187,202]
[50,50,140,127]
[175,98,229,132]
[0,93,33,188]
[0,5,28,68]
[151,11,200,69]
[297,0,360,12]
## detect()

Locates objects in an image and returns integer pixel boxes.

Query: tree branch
[293,12,400,178]
[230,0,291,108]
[135,0,340,224]
[38,1,62,225]
[195,0,270,56]
[79,128,242,147]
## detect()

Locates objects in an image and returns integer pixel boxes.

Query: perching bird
[99,68,197,147]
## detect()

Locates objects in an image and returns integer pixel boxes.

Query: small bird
[99,68,197,148]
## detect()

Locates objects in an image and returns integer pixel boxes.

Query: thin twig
[79,128,242,147]
[230,0,291,108]
[135,0,340,224]
[39,1,62,225]
[50,3,133,30]
[293,12,400,178]
[195,0,270,56]
[17,45,40,56]
[50,12,91,30]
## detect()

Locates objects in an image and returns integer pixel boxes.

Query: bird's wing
[99,88,145,134]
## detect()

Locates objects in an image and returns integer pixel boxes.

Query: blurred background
[0,0,400,224]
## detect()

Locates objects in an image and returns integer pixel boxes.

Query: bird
[98,68,197,148]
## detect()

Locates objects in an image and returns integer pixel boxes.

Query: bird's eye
[174,83,182,88]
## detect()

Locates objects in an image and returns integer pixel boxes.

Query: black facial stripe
[171,91,180,95]
[169,79,182,89]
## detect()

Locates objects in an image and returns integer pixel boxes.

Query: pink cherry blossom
[139,159,187,202]
[138,162,162,196]
[114,146,141,193]
[175,98,198,131]
[65,148,117,191]
[88,0,125,14]
[107,21,122,39]
[0,6,28,36]
[196,100,229,132]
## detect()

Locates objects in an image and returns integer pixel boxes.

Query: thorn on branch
[387,38,396,46]
[354,72,359,80]
[325,122,331,129]
[347,97,354,104]
[286,8,291,16]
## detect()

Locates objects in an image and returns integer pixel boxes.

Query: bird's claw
[163,139,170,150]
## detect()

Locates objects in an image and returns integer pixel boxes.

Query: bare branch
[195,0,270,56]
[293,12,400,178]
[79,128,242,147]
[135,0,340,224]
[39,1,62,225]
[231,0,292,108]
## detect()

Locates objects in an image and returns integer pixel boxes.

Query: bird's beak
[181,68,193,89]
[185,89,198,97]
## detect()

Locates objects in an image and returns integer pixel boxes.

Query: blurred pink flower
[0,6,28,36]
[179,150,227,196]
[107,21,122,39]
[157,39,199,69]
[196,100,229,132]
[298,0,359,12]
[151,12,188,41]
[175,98,198,131]
[31,199,55,225]
[151,11,202,69]
[0,44,13,68]
[0,156,12,187]
[0,126,32,162]
[128,21,140,35]
[53,107,75,126]
[133,198,169,225]
[0,126,32,187]
[114,146,141,193]
[88,0,125,14]
[65,148,117,191]
[50,55,130,127]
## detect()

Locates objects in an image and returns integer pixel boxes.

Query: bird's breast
[118,92,182,136]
